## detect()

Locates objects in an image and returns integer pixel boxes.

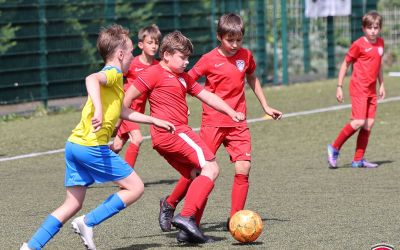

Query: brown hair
[97,24,130,62]
[159,31,193,60]
[138,24,162,43]
[362,11,382,29]
[217,13,245,37]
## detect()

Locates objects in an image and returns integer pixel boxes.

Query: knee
[201,162,219,181]
[235,161,251,175]
[350,120,365,130]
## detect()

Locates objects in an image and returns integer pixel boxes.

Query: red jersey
[346,36,384,97]
[133,64,204,145]
[124,56,159,113]
[189,47,256,127]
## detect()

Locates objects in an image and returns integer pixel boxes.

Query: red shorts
[116,120,140,140]
[153,126,215,178]
[350,96,377,120]
[199,125,251,162]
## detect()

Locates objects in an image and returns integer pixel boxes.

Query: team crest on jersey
[378,47,384,56]
[178,77,187,88]
[236,60,245,72]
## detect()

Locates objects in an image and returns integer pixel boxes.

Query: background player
[327,11,385,169]
[110,24,161,168]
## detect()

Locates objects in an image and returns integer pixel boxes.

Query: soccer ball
[229,210,263,243]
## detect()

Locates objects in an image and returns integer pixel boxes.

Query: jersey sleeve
[102,67,120,87]
[185,74,204,96]
[246,51,256,75]
[133,68,157,94]
[188,56,207,81]
[345,42,360,63]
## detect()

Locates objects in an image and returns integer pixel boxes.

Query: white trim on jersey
[178,132,206,167]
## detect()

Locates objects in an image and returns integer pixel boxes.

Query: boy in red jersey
[158,13,282,233]
[110,24,161,168]
[327,11,385,169]
[124,31,245,243]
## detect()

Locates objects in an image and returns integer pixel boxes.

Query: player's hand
[231,112,245,122]
[153,118,176,133]
[92,110,103,132]
[379,85,385,100]
[265,107,283,120]
[336,87,344,103]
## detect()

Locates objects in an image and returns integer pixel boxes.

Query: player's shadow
[113,243,163,250]
[335,160,393,169]
[202,217,290,232]
[144,179,179,187]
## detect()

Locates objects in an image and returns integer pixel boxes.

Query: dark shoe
[172,214,209,243]
[177,230,215,244]
[159,196,175,232]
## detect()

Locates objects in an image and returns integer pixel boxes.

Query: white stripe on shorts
[178,132,206,167]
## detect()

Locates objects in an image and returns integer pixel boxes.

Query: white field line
[1,96,400,163]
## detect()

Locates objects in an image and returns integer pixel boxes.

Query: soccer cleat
[327,144,340,168]
[159,196,175,232]
[171,214,209,243]
[71,215,97,250]
[20,243,31,250]
[176,230,214,244]
[352,159,378,168]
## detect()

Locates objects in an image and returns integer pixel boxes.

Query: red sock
[230,174,249,217]
[332,123,357,150]
[125,143,139,168]
[181,175,214,217]
[166,176,192,208]
[354,128,371,161]
[195,198,208,225]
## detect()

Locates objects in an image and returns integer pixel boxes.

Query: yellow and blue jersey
[68,66,124,146]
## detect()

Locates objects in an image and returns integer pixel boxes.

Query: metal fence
[0,0,398,106]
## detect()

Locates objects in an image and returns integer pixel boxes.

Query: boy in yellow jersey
[20,24,174,250]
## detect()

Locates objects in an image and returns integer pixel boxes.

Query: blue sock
[85,193,126,227]
[27,215,62,250]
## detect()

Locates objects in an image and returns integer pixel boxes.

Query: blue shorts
[64,141,133,187]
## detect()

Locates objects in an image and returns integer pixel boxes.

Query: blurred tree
[0,0,19,54]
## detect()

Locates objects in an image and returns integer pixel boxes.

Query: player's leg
[125,129,143,168]
[224,126,251,218]
[328,96,366,168]
[24,186,87,250]
[161,125,224,230]
[156,129,216,243]
[352,97,378,168]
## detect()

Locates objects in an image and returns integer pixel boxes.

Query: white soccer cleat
[20,243,31,250]
[71,215,97,250]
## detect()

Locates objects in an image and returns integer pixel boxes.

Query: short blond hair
[138,24,162,43]
[362,11,382,29]
[159,31,193,60]
[97,24,130,62]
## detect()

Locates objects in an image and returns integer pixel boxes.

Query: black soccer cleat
[171,214,210,243]
[177,230,215,244]
[159,196,175,232]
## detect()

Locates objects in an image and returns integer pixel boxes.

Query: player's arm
[246,74,282,120]
[196,90,245,122]
[85,72,107,132]
[378,65,385,99]
[120,107,175,133]
[337,59,351,103]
